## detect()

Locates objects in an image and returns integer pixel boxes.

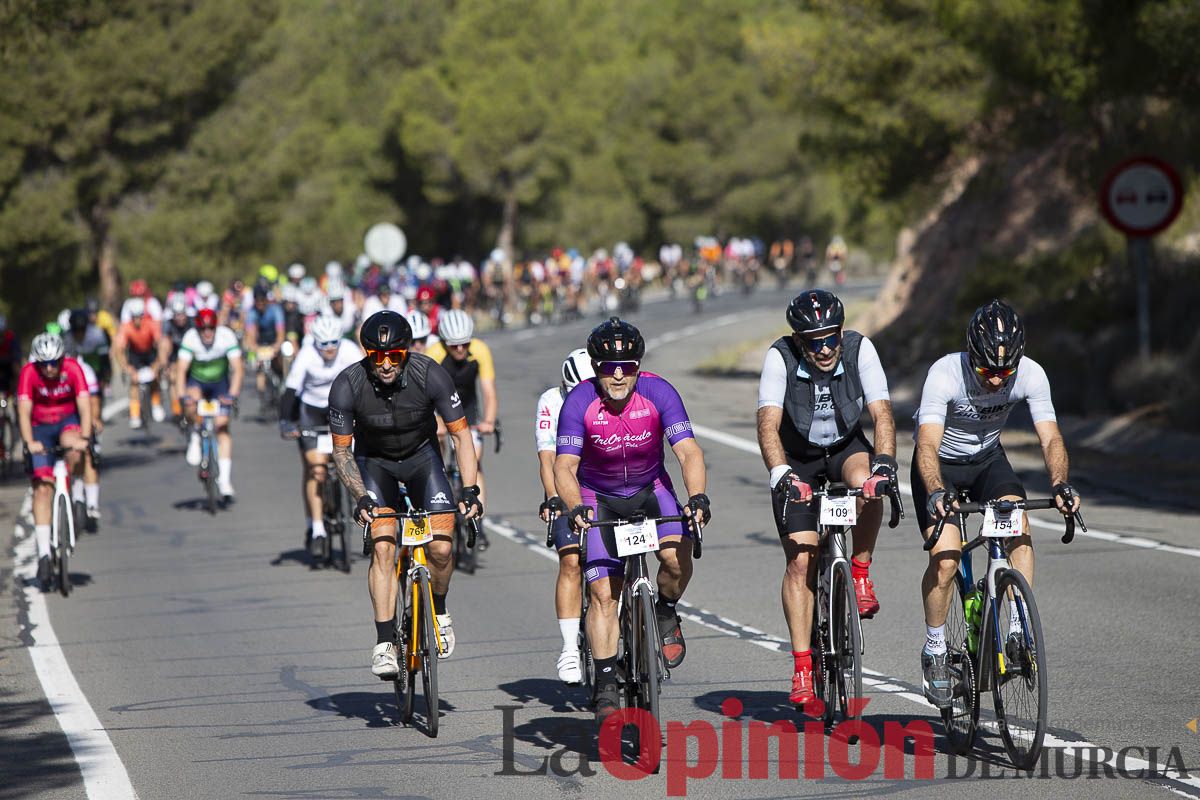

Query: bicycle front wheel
[56,494,72,597]
[419,569,439,737]
[830,561,862,724]
[942,573,979,754]
[991,569,1047,770]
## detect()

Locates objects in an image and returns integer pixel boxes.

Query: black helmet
[360,310,412,351]
[967,299,1024,370]
[786,290,844,333]
[68,309,89,331]
[587,317,645,361]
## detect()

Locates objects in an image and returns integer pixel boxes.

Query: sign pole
[1128,236,1152,358]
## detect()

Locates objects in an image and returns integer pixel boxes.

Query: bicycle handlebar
[923,497,1086,551]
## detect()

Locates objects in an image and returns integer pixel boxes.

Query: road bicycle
[443,423,499,574]
[923,492,1085,769]
[301,425,352,572]
[803,481,903,728]
[365,508,479,737]
[584,511,703,742]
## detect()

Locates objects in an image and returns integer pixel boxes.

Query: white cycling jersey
[285,339,362,409]
[534,385,566,452]
[915,352,1057,463]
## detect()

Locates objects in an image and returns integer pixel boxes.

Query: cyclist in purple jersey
[554,318,711,725]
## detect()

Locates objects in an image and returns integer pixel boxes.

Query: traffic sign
[364,223,407,268]
[1099,156,1183,237]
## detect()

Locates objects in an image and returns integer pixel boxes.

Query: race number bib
[982,506,1023,537]
[316,434,334,454]
[197,399,221,417]
[819,495,857,527]
[136,366,156,384]
[401,517,433,546]
[614,518,660,557]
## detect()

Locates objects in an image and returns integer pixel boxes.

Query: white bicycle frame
[49,456,77,556]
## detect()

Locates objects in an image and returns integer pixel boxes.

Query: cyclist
[327,310,483,677]
[159,297,194,419]
[554,318,710,723]
[755,289,897,709]
[113,297,166,427]
[176,308,243,500]
[279,315,363,559]
[244,287,286,401]
[405,310,434,354]
[535,348,595,684]
[425,309,497,508]
[913,299,1080,708]
[17,333,93,589]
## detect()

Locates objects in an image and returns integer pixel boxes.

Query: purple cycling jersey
[555,371,695,498]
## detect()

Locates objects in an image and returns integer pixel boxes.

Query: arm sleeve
[856,336,890,404]
[757,347,788,409]
[326,373,354,436]
[426,362,466,425]
[646,376,694,445]
[555,388,587,457]
[1021,359,1057,423]
[534,393,557,452]
[915,360,955,426]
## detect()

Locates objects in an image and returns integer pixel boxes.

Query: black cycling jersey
[327,354,465,461]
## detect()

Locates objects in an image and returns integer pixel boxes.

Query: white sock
[312,519,327,539]
[218,458,232,485]
[72,480,84,503]
[85,483,100,508]
[35,525,51,560]
[558,617,580,652]
[925,624,947,655]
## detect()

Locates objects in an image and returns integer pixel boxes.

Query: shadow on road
[0,692,82,799]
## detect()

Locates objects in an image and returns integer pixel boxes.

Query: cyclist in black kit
[327,310,483,679]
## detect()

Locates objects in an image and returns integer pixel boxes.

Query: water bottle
[964,588,983,654]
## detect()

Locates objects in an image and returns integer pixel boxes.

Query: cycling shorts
[357,441,456,517]
[580,474,687,584]
[910,446,1025,531]
[772,428,872,536]
[28,414,81,482]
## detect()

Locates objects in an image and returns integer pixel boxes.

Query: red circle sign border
[1099,155,1184,237]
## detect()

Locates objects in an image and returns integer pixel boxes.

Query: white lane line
[690,423,1200,559]
[9,396,139,798]
[482,516,1200,796]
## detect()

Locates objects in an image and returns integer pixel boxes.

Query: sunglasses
[595,360,640,376]
[366,347,407,366]
[974,365,1016,381]
[803,331,840,353]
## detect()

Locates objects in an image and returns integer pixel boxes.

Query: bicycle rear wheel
[991,569,1047,770]
[830,561,862,724]
[418,569,439,737]
[941,573,979,754]
[56,494,72,597]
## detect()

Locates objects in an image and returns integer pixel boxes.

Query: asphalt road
[3,281,1198,799]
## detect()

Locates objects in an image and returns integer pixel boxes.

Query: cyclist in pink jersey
[16,333,93,589]
[554,318,711,724]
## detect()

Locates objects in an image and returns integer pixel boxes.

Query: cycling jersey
[17,358,88,425]
[178,326,241,384]
[555,372,694,498]
[534,385,566,452]
[425,338,495,423]
[247,303,285,345]
[915,352,1056,463]
[327,354,464,461]
[284,339,362,409]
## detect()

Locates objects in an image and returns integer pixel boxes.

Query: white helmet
[562,348,594,388]
[287,262,306,281]
[310,315,343,346]
[405,310,432,339]
[196,280,214,299]
[31,332,65,362]
[127,297,147,317]
[438,309,474,345]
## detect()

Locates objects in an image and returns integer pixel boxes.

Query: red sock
[851,557,871,581]
[792,649,812,674]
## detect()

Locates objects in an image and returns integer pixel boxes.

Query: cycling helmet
[69,309,89,331]
[196,280,214,299]
[129,278,148,297]
[310,315,343,346]
[438,309,474,345]
[287,262,306,281]
[195,308,218,329]
[360,310,412,351]
[405,310,432,340]
[31,332,65,362]
[966,299,1024,371]
[259,263,279,283]
[168,297,189,316]
[562,348,595,388]
[127,297,147,318]
[786,289,844,334]
[586,317,645,361]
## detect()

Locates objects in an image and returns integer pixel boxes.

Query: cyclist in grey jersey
[912,300,1080,708]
